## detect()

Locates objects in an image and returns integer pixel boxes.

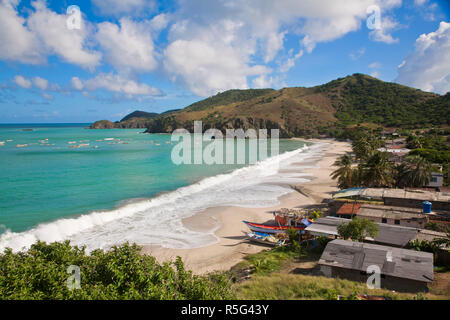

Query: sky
[0,0,449,123]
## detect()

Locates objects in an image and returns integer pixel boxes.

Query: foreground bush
[0,241,234,300]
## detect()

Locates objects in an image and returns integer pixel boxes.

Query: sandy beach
[141,139,351,274]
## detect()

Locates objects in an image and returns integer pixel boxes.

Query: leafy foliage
[396,155,435,188]
[330,74,446,127]
[337,217,379,242]
[0,241,234,300]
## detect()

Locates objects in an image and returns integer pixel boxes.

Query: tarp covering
[301,218,312,227]
[333,188,364,199]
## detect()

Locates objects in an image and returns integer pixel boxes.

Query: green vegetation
[407,235,450,266]
[331,128,447,188]
[397,155,435,188]
[90,74,449,139]
[235,273,422,300]
[328,74,447,127]
[337,217,379,242]
[425,221,450,233]
[185,88,275,112]
[0,241,234,300]
[331,154,357,189]
[120,110,159,122]
[231,246,299,276]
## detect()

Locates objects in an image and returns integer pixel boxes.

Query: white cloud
[27,0,101,69]
[162,0,402,97]
[96,18,158,73]
[71,77,84,90]
[32,76,48,90]
[13,75,32,89]
[164,39,270,96]
[0,0,43,64]
[92,0,156,16]
[369,16,399,44]
[279,49,304,73]
[72,73,162,97]
[396,21,450,94]
[369,62,382,69]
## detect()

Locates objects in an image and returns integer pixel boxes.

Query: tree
[331,154,359,189]
[337,217,379,242]
[397,155,434,188]
[361,151,394,187]
[352,132,384,160]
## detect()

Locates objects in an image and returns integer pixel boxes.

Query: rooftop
[360,188,450,202]
[319,240,434,283]
[356,204,428,220]
[305,216,419,247]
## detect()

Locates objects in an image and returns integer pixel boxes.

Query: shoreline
[141,139,351,274]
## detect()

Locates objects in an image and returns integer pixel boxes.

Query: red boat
[242,221,307,234]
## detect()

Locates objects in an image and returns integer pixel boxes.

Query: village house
[318,239,434,292]
[305,216,419,247]
[353,188,450,211]
[335,204,429,229]
[427,172,444,188]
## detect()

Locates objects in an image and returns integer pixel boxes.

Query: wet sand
[141,139,351,274]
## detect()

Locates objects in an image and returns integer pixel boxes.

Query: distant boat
[243,221,306,234]
[16,144,28,148]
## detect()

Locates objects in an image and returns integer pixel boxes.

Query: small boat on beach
[243,221,306,234]
[245,231,286,246]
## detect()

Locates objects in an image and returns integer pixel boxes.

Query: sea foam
[0,142,328,252]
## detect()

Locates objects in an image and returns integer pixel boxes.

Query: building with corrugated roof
[319,239,434,292]
[336,204,429,228]
[305,216,419,247]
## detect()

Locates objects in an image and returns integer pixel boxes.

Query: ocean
[0,124,322,252]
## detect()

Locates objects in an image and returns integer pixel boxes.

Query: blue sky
[0,0,449,123]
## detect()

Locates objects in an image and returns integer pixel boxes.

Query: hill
[120,110,159,122]
[90,74,449,137]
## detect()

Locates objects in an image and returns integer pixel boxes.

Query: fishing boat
[242,221,306,234]
[245,231,286,246]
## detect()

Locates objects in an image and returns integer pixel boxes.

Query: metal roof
[357,204,428,220]
[305,217,419,247]
[359,188,450,202]
[333,188,363,199]
[319,239,434,283]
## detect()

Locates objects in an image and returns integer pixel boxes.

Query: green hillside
[184,88,275,112]
[90,74,449,137]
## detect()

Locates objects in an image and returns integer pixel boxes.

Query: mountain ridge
[89,74,449,137]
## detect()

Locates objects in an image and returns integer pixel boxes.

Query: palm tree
[397,155,434,188]
[361,151,394,187]
[331,154,358,189]
[352,132,384,160]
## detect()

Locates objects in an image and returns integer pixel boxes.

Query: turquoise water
[0,124,306,237]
